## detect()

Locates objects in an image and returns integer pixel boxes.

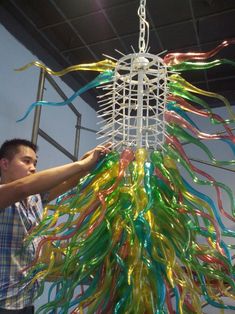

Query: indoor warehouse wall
[0,16,102,311]
[0,21,102,171]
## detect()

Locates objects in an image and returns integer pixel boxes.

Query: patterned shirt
[0,194,44,309]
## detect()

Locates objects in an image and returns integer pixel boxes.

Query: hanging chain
[138,0,149,53]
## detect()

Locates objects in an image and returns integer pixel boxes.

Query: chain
[138,0,149,53]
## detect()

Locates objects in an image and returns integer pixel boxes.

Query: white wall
[0,22,102,311]
[1,20,235,313]
[0,23,102,170]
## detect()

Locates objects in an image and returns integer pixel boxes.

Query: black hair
[0,139,38,160]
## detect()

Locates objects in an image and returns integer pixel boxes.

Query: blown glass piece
[17,1,235,313]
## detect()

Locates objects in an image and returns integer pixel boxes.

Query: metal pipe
[31,69,46,144]
[74,115,81,158]
[38,128,77,161]
[45,72,81,116]
[189,157,235,173]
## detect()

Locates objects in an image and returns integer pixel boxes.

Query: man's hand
[47,143,112,200]
[0,142,112,208]
[78,143,112,172]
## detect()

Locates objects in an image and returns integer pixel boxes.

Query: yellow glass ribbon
[15,59,116,75]
[170,74,235,119]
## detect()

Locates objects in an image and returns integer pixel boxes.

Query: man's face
[2,145,37,182]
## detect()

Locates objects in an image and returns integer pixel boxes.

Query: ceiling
[1,0,235,111]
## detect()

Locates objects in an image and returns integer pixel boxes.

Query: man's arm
[0,145,110,208]
[46,145,109,201]
[46,171,87,202]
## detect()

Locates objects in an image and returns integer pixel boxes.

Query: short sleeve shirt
[0,194,44,309]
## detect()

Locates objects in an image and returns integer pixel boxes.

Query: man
[0,138,110,313]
